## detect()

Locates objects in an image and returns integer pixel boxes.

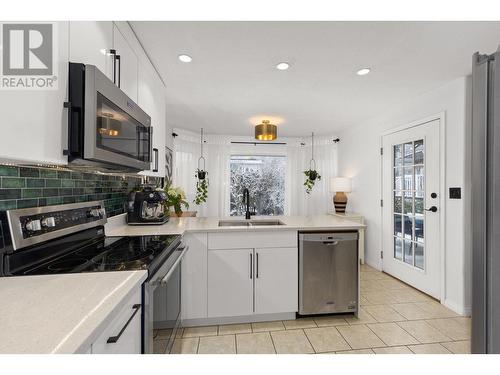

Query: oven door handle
[160,245,189,285]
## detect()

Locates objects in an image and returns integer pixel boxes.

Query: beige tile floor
[154,264,471,354]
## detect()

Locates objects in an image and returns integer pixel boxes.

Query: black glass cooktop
[16,234,181,277]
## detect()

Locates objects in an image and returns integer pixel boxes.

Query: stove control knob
[25,219,42,232]
[41,217,56,228]
[88,209,104,218]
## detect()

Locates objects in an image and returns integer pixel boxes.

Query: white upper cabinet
[69,22,114,80]
[137,62,166,177]
[0,21,69,165]
[113,25,138,102]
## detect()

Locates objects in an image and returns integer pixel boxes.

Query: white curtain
[286,137,338,216]
[174,129,338,217]
[173,129,230,217]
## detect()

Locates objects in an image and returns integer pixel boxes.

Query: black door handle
[425,206,438,212]
[107,304,141,344]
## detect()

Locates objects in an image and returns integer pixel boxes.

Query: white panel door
[113,25,138,101]
[254,247,298,314]
[69,21,113,80]
[382,119,441,298]
[207,249,254,317]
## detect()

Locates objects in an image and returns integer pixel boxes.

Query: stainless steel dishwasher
[299,231,358,315]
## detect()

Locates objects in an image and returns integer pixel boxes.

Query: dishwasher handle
[322,241,339,246]
[300,232,358,242]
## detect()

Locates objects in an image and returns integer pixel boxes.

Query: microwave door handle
[153,148,159,172]
[116,55,121,88]
[149,127,154,165]
[109,49,117,84]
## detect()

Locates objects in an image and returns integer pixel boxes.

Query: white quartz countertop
[105,214,365,237]
[0,270,147,354]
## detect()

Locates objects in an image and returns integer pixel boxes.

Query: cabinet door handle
[250,253,253,279]
[106,304,141,344]
[152,148,159,172]
[256,252,259,278]
[116,55,121,88]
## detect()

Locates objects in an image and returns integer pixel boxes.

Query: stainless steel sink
[218,220,250,227]
[218,219,285,227]
[248,220,285,226]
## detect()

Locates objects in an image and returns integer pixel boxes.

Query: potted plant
[164,185,189,217]
[304,169,321,194]
[194,168,209,205]
[303,132,321,194]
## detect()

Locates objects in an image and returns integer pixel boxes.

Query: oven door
[83,64,152,171]
[144,244,188,354]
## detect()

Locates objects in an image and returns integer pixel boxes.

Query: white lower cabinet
[91,288,142,354]
[183,231,299,322]
[208,249,254,318]
[254,247,298,314]
[181,233,208,320]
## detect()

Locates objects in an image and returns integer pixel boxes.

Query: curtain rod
[231,141,288,145]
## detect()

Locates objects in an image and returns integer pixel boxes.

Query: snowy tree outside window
[230,155,286,216]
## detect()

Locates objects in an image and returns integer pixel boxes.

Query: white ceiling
[131,21,500,137]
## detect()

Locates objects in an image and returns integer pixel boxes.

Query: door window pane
[415,194,424,214]
[394,144,403,167]
[415,216,424,243]
[403,191,413,214]
[403,215,413,240]
[415,243,424,269]
[394,237,403,260]
[404,167,413,190]
[404,142,413,165]
[393,191,402,213]
[394,167,403,190]
[415,165,424,191]
[404,240,413,265]
[394,214,402,237]
[414,140,424,164]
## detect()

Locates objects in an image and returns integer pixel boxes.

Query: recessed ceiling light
[178,54,192,63]
[276,62,290,71]
[357,68,371,76]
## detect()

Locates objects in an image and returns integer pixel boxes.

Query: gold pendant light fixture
[255,119,277,141]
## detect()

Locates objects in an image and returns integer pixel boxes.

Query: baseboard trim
[181,312,296,327]
[444,299,470,316]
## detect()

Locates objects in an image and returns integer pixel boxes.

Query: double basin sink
[218,219,286,227]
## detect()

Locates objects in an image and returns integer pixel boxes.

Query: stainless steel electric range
[0,201,187,354]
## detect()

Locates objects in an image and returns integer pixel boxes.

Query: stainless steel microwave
[66,62,152,172]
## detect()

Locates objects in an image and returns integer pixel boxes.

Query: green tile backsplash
[0,165,161,216]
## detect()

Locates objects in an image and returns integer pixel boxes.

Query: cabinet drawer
[91,288,142,354]
[208,231,297,250]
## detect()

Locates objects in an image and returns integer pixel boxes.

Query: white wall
[338,76,472,315]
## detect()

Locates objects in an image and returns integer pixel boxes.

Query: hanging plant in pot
[194,128,209,205]
[303,132,321,194]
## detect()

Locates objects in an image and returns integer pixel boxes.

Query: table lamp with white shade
[330,177,352,213]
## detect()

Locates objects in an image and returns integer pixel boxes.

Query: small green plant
[303,169,321,194]
[164,185,189,216]
[194,169,209,205]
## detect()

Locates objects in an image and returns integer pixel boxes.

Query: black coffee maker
[126,186,169,225]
